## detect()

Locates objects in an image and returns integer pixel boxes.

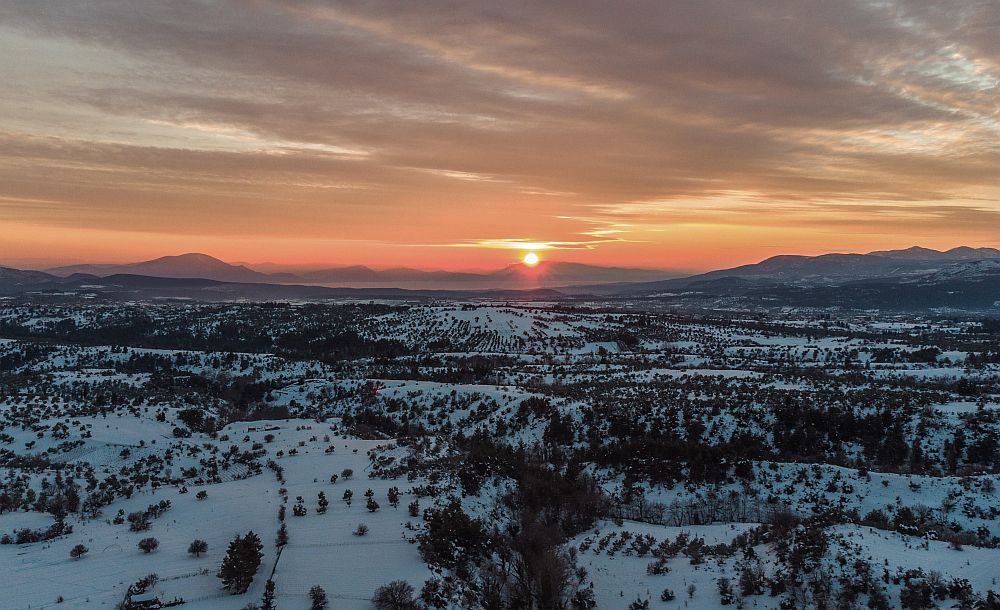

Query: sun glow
[522,252,540,266]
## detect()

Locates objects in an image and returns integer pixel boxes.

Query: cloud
[0,0,998,265]
[452,236,628,251]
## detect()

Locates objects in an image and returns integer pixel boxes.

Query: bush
[900,579,934,610]
[739,563,765,596]
[138,537,159,553]
[309,585,328,610]
[188,539,208,557]
[717,577,734,605]
[373,580,416,610]
[354,523,370,536]
[128,512,151,532]
[125,573,159,599]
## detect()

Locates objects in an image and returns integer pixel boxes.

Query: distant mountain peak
[609,244,1000,296]
[868,245,1000,261]
[156,252,224,262]
[943,246,1000,259]
[39,255,677,290]
[142,252,248,267]
[45,252,270,283]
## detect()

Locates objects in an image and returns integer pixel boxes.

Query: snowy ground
[2,303,999,608]
[0,420,429,610]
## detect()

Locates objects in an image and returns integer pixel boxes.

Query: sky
[1,0,999,272]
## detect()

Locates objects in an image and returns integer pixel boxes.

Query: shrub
[188,539,208,557]
[309,585,329,610]
[138,537,159,553]
[373,580,415,610]
[717,577,734,605]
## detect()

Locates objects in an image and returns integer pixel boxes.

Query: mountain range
[2,246,1000,310]
[45,253,675,289]
[597,245,1000,294]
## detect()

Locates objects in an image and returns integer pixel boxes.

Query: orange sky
[1,1,998,271]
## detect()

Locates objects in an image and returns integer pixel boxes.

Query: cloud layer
[1,0,998,268]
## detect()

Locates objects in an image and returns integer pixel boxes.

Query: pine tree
[276,523,289,547]
[317,491,329,514]
[218,531,264,594]
[309,585,329,610]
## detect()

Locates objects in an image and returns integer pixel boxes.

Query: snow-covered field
[1,302,998,609]
[0,420,428,610]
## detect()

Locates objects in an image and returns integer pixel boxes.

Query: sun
[522,252,540,266]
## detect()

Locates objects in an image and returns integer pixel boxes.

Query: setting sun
[522,252,540,266]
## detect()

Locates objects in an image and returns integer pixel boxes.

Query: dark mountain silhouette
[0,267,73,291]
[47,254,675,289]
[295,261,673,288]
[298,265,487,286]
[46,253,293,284]
[868,246,1000,261]
[2,245,996,309]
[600,246,1000,294]
[0,272,564,301]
